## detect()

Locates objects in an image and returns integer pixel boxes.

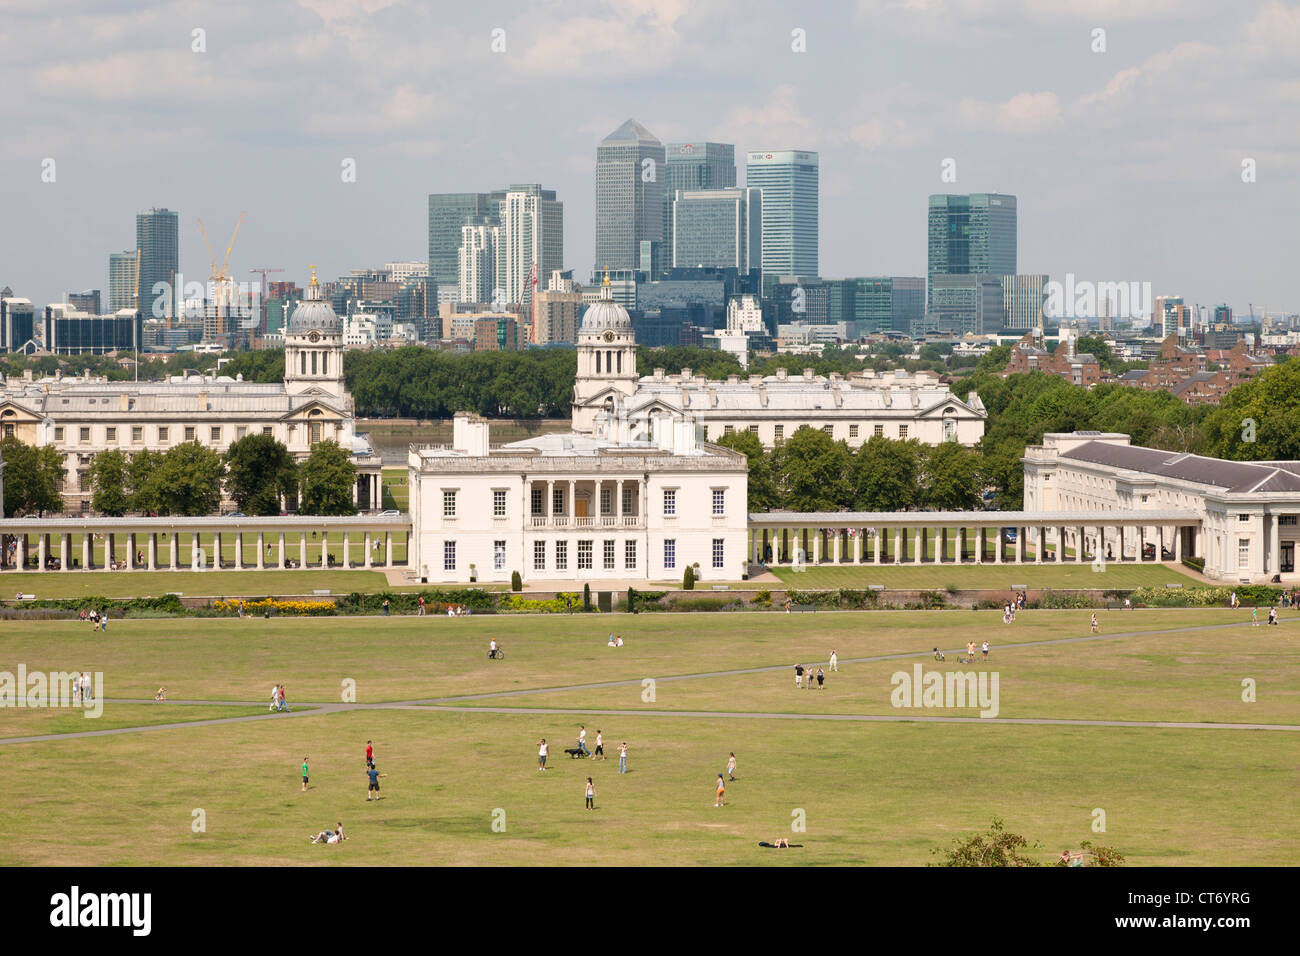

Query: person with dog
[577,725,590,757]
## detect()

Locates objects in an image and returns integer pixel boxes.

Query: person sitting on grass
[1058,848,1085,866]
[933,647,945,662]
[311,823,347,844]
[154,687,167,701]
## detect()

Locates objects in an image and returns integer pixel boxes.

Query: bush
[682,566,695,590]
[1126,585,1281,608]
[582,583,592,611]
[670,597,732,612]
[1181,555,1206,573]
[335,589,497,614]
[1036,590,1099,609]
[510,571,522,592]
[753,589,771,607]
[499,591,581,613]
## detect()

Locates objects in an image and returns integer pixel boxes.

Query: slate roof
[1061,440,1300,494]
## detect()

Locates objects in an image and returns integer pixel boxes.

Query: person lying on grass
[311,823,347,844]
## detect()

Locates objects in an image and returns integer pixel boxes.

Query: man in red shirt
[365,740,374,769]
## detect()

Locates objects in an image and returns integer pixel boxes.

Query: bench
[711,584,730,591]
[312,589,332,596]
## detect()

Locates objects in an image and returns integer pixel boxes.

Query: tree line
[1,434,358,518]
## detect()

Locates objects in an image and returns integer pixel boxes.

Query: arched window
[311,351,318,375]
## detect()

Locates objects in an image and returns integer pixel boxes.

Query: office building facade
[595,119,666,272]
[744,149,819,284]
[495,184,564,307]
[670,187,761,272]
[428,193,501,287]
[108,251,138,313]
[1001,274,1048,332]
[136,208,179,320]
[927,193,1016,289]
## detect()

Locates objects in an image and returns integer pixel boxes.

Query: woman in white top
[537,739,548,771]
[585,778,596,810]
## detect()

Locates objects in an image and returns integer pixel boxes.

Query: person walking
[270,683,280,713]
[829,649,838,672]
[618,742,627,774]
[1090,613,1099,634]
[794,664,804,689]
[537,738,549,771]
[816,667,825,689]
[714,773,726,808]
[417,596,425,616]
[278,684,289,712]
[382,598,389,616]
[585,777,596,811]
[301,757,309,792]
[727,752,737,781]
[981,641,990,662]
[577,725,590,757]
[365,740,375,769]
[593,729,605,760]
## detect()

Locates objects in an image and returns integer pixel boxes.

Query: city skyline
[1,1,1295,317]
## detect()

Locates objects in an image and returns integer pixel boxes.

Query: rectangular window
[625,540,637,569]
[309,422,322,444]
[443,540,456,571]
[533,540,546,571]
[1280,515,1297,526]
[210,426,221,442]
[1238,514,1250,522]
[555,540,568,570]
[600,488,611,515]
[774,425,784,442]
[106,427,117,442]
[184,426,195,441]
[712,488,725,515]
[663,489,676,516]
[79,427,90,442]
[603,539,615,569]
[158,426,169,442]
[131,426,142,442]
[54,427,64,441]
[747,424,758,433]
[443,490,457,517]
[552,488,564,515]
[621,486,634,515]
[849,424,859,438]
[236,426,247,439]
[723,424,734,436]
[874,424,884,437]
[1238,539,1250,569]
[664,539,676,570]
[821,425,832,435]
[577,540,593,570]
[898,425,909,439]
[531,488,543,516]
[494,540,506,571]
[713,538,725,569]
[493,489,507,517]
[263,427,273,437]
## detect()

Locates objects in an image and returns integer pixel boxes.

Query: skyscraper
[664,143,736,256]
[458,221,498,305]
[108,250,138,312]
[671,188,761,272]
[495,184,564,306]
[595,119,666,273]
[428,192,501,289]
[926,193,1017,284]
[744,149,819,284]
[1001,274,1048,331]
[136,208,179,320]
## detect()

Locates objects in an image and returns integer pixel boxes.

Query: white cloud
[959,91,1063,132]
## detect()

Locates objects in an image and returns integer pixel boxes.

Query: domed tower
[284,265,345,401]
[572,273,638,433]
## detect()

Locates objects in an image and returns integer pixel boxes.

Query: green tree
[140,442,225,516]
[930,818,1042,867]
[88,449,132,516]
[0,438,65,517]
[715,429,777,511]
[920,441,983,510]
[772,427,853,511]
[298,440,358,516]
[225,433,297,515]
[127,449,163,514]
[1200,361,1300,461]
[853,436,922,511]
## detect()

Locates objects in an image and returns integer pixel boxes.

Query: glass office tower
[428,193,503,287]
[595,119,666,273]
[927,193,1017,284]
[670,187,761,272]
[744,149,819,285]
[136,208,179,320]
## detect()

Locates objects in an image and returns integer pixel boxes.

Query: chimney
[120,393,129,411]
[681,367,692,379]
[776,367,788,381]
[653,367,665,381]
[198,391,209,411]
[803,368,814,380]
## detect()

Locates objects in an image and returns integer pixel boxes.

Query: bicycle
[487,646,505,661]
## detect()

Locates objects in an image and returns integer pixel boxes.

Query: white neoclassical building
[0,269,384,513]
[409,286,749,585]
[1024,431,1300,582]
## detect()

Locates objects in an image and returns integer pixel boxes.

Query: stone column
[546,480,555,522]
[61,533,71,571]
[1268,515,1280,576]
[812,529,821,564]
[616,479,624,524]
[256,532,265,570]
[1174,525,1183,563]
[386,532,394,567]
[1016,528,1024,563]
[364,530,373,568]
[38,534,47,571]
[278,532,286,569]
[299,531,307,568]
[234,531,244,570]
[912,526,921,564]
[974,527,983,564]
[995,528,1003,563]
[873,529,881,564]
[83,533,92,571]
[1076,527,1086,563]
[169,532,178,570]
[148,533,157,570]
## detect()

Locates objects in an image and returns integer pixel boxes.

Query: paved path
[2,616,1294,745]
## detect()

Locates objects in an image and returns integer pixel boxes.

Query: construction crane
[516,260,539,344]
[249,267,285,337]
[197,210,245,338]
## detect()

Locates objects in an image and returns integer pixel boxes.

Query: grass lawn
[1,608,1294,866]
[770,562,1200,590]
[381,468,408,511]
[2,569,400,599]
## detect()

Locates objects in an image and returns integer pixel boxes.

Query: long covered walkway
[747,509,1202,568]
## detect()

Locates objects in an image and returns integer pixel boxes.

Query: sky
[1,0,1297,318]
